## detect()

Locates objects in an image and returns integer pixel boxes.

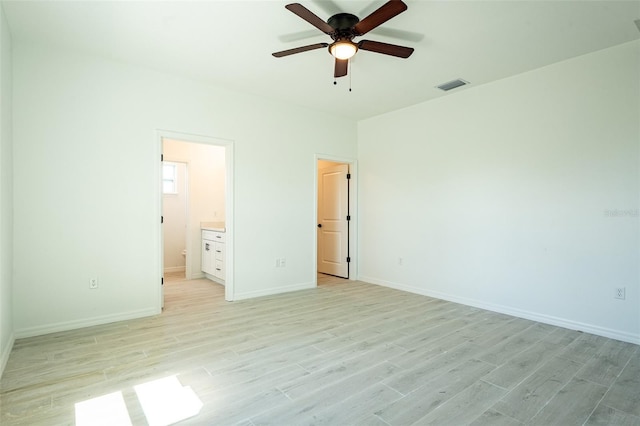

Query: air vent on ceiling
[436,79,469,91]
[635,19,640,32]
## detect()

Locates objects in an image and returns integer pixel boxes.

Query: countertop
[201,221,226,232]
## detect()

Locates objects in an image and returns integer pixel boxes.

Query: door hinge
[161,154,164,161]
[346,173,351,179]
[346,257,351,263]
[161,216,164,224]
[346,215,351,221]
[161,277,164,285]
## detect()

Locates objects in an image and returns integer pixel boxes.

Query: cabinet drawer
[214,243,225,261]
[214,260,224,275]
[202,230,226,242]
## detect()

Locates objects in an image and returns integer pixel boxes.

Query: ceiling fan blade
[358,40,414,58]
[272,42,329,58]
[334,58,348,78]
[285,3,334,35]
[354,0,408,36]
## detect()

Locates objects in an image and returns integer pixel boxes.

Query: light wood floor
[1,275,638,425]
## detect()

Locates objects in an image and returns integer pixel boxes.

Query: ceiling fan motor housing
[328,13,360,38]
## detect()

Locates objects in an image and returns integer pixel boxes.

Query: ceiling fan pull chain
[349,59,352,92]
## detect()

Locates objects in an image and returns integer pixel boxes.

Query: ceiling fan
[272,0,415,78]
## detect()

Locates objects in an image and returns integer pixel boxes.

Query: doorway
[157,130,235,307]
[316,156,357,283]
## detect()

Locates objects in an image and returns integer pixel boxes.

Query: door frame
[156,129,235,304]
[314,154,358,284]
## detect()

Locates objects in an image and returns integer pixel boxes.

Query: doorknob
[317,224,322,228]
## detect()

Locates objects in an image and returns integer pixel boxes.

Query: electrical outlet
[89,278,98,289]
[614,287,625,300]
[280,258,286,268]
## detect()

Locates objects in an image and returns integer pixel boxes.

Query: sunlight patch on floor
[75,391,132,426]
[75,375,203,426]
[134,375,203,426]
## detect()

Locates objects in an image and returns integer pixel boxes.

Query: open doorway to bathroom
[158,130,234,307]
[162,138,225,284]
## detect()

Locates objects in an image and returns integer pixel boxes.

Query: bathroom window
[162,163,178,194]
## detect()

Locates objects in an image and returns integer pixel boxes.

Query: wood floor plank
[354,414,392,426]
[469,408,523,426]
[468,317,534,350]
[376,358,496,425]
[481,328,578,390]
[280,344,405,400]
[251,361,401,425]
[298,337,402,373]
[305,382,403,425]
[585,404,640,426]
[178,364,311,421]
[476,323,554,366]
[490,355,583,422]
[558,332,611,364]
[394,316,481,350]
[384,341,481,395]
[182,387,290,425]
[599,349,640,417]
[411,380,506,425]
[204,344,322,387]
[576,339,637,386]
[387,314,518,371]
[528,377,608,425]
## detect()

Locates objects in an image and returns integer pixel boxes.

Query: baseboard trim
[234,281,315,301]
[203,274,225,286]
[359,275,640,345]
[164,266,185,273]
[14,308,160,339]
[0,332,15,379]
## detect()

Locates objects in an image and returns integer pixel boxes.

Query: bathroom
[162,138,226,282]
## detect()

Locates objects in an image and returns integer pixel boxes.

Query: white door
[317,163,349,278]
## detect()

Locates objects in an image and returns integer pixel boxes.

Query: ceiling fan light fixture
[330,40,358,60]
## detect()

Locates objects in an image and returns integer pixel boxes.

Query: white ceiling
[3,0,640,119]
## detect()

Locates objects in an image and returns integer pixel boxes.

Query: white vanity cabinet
[202,230,225,284]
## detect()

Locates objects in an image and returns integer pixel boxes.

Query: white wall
[12,42,357,337]
[163,139,226,278]
[0,4,13,377]
[358,41,640,343]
